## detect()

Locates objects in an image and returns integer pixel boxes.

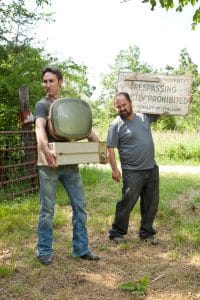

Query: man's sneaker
[37,255,52,265]
[110,236,127,244]
[80,252,100,261]
[141,235,158,245]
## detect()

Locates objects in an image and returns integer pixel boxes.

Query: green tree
[93,46,153,135]
[0,0,53,130]
[152,48,200,131]
[0,0,94,131]
[58,58,95,100]
[0,45,49,130]
[101,45,153,99]
[0,0,53,46]
[141,0,200,29]
[174,48,200,130]
[0,45,95,131]
[89,98,116,140]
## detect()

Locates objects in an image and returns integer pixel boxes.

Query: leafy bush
[119,276,149,295]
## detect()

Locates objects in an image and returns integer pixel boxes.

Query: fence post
[19,85,34,131]
[19,86,37,190]
[19,85,33,160]
[0,148,2,184]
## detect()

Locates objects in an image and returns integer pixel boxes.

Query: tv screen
[49,98,92,141]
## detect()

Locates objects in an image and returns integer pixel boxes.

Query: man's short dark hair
[42,66,63,81]
[115,92,131,103]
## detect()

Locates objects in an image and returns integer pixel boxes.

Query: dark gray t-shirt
[34,97,63,142]
[107,113,158,170]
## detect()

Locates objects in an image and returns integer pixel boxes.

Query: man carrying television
[34,66,100,265]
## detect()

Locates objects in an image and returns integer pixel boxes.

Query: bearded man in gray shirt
[107,92,159,245]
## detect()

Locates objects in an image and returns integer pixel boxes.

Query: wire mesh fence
[0,130,39,199]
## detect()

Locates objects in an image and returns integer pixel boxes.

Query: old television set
[38,97,107,166]
[48,98,92,141]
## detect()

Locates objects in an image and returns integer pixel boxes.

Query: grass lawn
[0,167,200,299]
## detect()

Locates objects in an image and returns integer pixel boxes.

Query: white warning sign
[118,72,192,115]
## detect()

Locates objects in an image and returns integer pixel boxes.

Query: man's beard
[119,107,133,119]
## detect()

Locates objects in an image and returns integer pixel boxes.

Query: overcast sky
[36,0,200,96]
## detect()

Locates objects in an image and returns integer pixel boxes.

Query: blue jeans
[37,165,90,257]
[109,165,159,238]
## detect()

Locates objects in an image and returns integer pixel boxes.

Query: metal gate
[0,130,39,199]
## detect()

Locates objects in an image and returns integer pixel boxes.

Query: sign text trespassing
[118,72,192,115]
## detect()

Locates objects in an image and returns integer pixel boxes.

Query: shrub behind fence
[0,130,39,199]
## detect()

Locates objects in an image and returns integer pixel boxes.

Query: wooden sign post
[118,72,193,115]
[19,85,35,167]
[19,85,34,127]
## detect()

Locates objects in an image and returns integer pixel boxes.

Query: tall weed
[153,131,200,164]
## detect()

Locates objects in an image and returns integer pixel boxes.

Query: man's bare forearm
[35,119,49,152]
[107,148,118,171]
[107,147,121,182]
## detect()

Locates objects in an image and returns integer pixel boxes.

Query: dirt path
[159,165,200,174]
[95,163,200,175]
